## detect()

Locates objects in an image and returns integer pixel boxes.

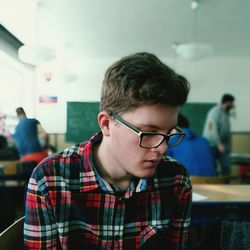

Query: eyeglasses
[110,113,185,149]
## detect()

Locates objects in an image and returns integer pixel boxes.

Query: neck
[18,114,26,119]
[93,142,132,191]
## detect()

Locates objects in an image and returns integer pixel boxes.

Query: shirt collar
[80,132,148,194]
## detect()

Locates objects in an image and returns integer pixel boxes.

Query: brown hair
[100,52,190,114]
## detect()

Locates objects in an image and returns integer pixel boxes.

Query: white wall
[0,39,35,134]
[0,0,36,44]
[1,0,249,133]
[35,57,115,133]
[173,56,250,132]
[35,55,250,133]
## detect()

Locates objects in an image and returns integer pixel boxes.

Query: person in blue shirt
[167,113,216,176]
[13,107,48,164]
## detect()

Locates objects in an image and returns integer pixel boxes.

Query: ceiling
[2,0,250,59]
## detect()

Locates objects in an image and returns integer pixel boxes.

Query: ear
[97,111,111,136]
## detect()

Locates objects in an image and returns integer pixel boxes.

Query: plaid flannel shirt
[24,132,192,250]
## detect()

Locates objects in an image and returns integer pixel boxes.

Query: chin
[135,169,156,179]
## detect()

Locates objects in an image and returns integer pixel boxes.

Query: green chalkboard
[66,102,100,143]
[66,101,216,143]
[180,102,216,136]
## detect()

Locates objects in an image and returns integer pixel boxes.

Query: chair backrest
[0,160,20,175]
[0,160,29,187]
[190,175,227,184]
[18,161,37,180]
[0,216,24,249]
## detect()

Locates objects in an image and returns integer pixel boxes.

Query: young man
[203,94,235,176]
[24,52,192,249]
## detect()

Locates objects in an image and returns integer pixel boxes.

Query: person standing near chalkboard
[24,52,192,249]
[203,94,235,176]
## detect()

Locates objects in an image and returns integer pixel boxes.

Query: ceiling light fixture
[173,1,213,60]
[173,42,213,60]
[18,45,55,66]
[18,1,56,66]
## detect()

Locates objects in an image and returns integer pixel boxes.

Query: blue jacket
[13,117,42,157]
[167,128,216,176]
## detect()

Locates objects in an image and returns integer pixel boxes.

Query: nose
[151,140,168,155]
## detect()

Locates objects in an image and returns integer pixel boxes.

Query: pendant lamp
[173,1,213,60]
[18,1,56,66]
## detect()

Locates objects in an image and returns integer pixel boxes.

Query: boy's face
[105,104,179,179]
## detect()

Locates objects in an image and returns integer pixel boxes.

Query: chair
[0,160,37,186]
[190,175,227,184]
[16,160,37,182]
[0,160,20,176]
[0,216,24,249]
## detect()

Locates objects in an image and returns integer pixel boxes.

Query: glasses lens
[167,134,183,148]
[140,134,165,148]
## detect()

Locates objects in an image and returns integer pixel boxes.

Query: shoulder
[30,142,88,192]
[208,105,219,115]
[207,105,221,120]
[29,118,40,124]
[159,155,189,175]
[153,156,190,186]
[150,156,192,201]
[196,135,209,144]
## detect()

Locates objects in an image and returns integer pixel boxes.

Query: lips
[144,159,161,167]
[147,158,162,163]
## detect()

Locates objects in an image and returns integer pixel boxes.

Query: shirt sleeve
[24,168,61,249]
[205,108,221,146]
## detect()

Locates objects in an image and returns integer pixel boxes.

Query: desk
[192,185,250,222]
[193,184,250,202]
[190,185,250,250]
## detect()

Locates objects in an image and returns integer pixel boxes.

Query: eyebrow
[136,123,177,134]
[111,112,178,135]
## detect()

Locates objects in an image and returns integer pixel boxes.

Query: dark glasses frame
[109,112,185,149]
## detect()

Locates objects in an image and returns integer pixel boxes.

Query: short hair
[16,107,26,116]
[100,52,190,114]
[178,113,189,128]
[221,94,235,104]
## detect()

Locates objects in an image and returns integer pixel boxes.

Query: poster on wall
[39,95,58,104]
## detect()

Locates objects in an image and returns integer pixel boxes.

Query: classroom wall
[34,55,250,134]
[0,28,35,121]
[231,132,250,154]
[1,1,249,135]
[174,56,250,133]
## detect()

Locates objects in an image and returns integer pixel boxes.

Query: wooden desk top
[193,184,250,203]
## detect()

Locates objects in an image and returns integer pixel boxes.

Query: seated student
[167,114,216,176]
[24,52,192,249]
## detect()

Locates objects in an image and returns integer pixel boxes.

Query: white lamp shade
[18,45,56,66]
[175,43,213,60]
